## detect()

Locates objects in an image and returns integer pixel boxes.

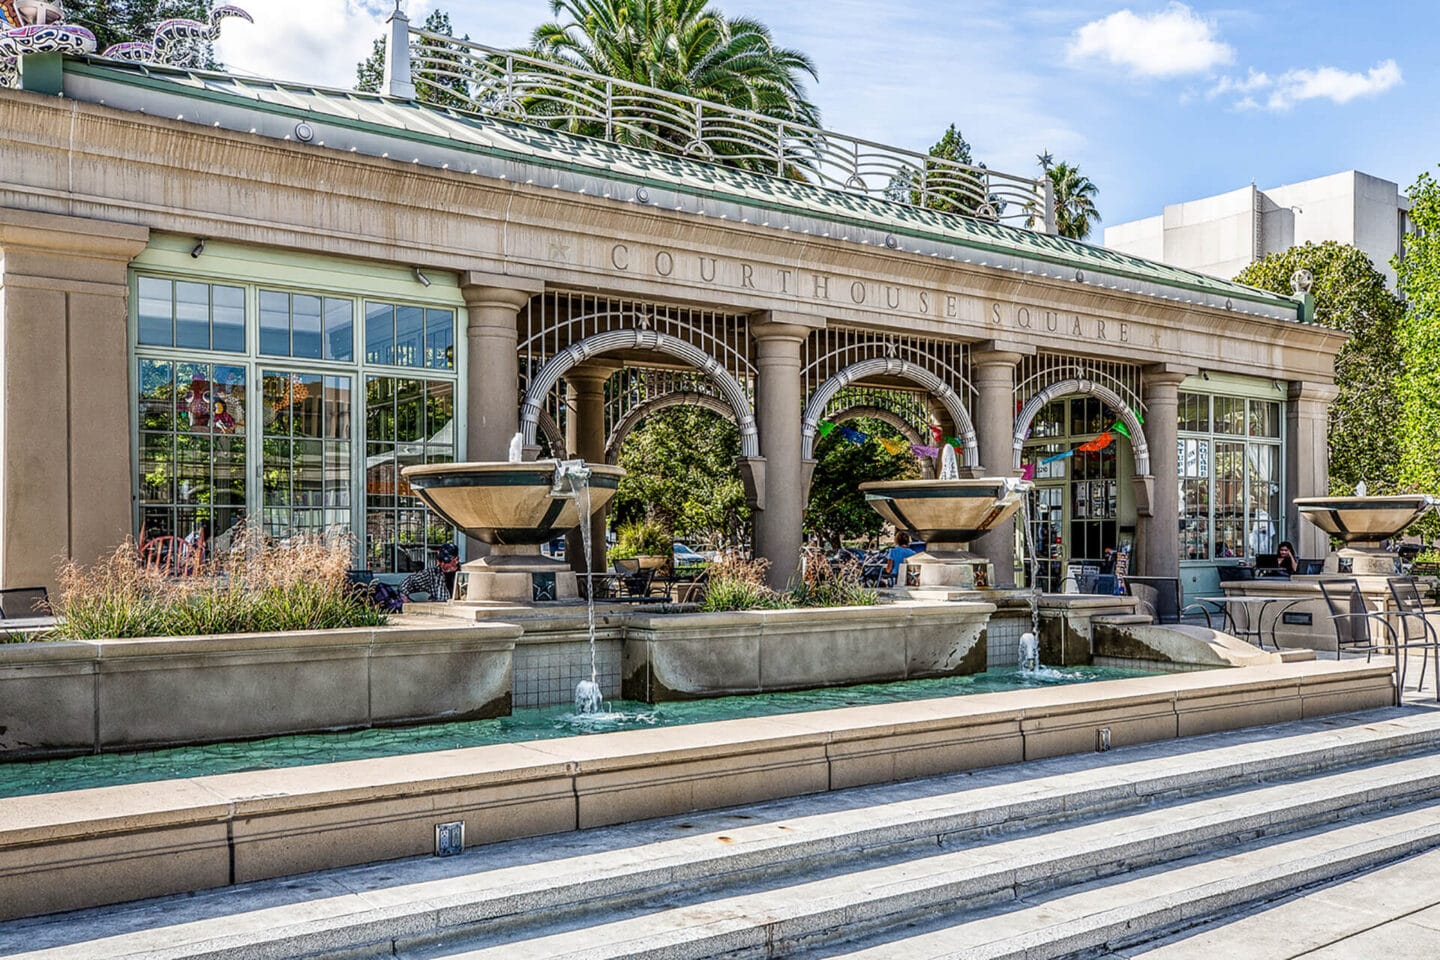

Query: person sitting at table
[1276,541,1298,575]
[398,543,460,602]
[883,532,918,587]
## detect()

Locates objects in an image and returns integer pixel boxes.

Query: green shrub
[49,528,386,640]
[609,517,672,562]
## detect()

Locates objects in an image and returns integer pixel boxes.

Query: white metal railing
[391,20,1055,232]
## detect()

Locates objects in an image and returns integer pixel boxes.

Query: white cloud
[1265,59,1402,110]
[212,0,434,89]
[1209,59,1402,111]
[1067,2,1234,78]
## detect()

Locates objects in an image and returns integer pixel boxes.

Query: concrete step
[410,756,1440,959]
[5,708,1440,960]
[807,803,1440,959]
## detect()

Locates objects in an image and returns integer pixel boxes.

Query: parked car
[673,542,709,568]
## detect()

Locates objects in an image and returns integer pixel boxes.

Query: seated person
[398,543,461,602]
[883,532,918,587]
[1275,540,1299,575]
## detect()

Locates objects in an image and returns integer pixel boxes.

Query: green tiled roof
[56,57,1303,318]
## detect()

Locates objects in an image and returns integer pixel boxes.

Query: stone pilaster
[0,209,150,590]
[460,273,543,558]
[968,342,1033,587]
[564,363,617,578]
[1135,364,1197,578]
[1286,381,1339,559]
[752,311,825,590]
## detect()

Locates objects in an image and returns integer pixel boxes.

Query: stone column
[564,363,616,579]
[1286,381,1338,560]
[459,273,543,558]
[752,312,825,590]
[968,342,1033,587]
[1135,364,1197,578]
[0,209,149,590]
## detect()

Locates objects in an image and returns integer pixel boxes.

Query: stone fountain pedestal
[401,460,624,606]
[901,543,996,591]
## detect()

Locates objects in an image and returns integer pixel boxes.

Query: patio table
[1193,595,1311,650]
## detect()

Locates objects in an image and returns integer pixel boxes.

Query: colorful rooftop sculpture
[1,1,250,87]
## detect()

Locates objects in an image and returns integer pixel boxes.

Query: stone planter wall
[622,601,994,701]
[0,620,520,759]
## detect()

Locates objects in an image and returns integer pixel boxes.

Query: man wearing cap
[398,543,461,602]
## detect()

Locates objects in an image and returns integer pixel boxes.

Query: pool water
[0,665,1151,798]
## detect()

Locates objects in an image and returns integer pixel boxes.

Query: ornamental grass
[699,551,878,612]
[50,527,386,640]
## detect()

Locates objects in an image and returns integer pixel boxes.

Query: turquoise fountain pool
[0,665,1151,798]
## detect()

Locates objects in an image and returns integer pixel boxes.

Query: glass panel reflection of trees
[134,279,459,571]
[1178,393,1283,561]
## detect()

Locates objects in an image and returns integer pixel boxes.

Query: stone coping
[0,659,1395,919]
[0,658,1390,842]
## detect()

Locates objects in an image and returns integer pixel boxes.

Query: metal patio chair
[1387,576,1440,702]
[1316,580,1398,685]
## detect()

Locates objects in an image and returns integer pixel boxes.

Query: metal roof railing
[387,17,1055,233]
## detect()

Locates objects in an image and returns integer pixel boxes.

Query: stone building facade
[0,49,1345,597]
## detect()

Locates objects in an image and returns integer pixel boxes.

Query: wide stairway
[6,705,1440,959]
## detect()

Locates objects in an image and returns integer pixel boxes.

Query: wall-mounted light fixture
[190,238,206,259]
[414,267,431,288]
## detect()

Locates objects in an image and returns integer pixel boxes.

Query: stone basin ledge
[0,617,522,759]
[621,600,996,701]
[0,658,1394,921]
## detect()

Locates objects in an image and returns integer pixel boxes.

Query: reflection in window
[260,290,353,361]
[365,301,455,370]
[364,377,456,572]
[262,370,351,538]
[137,277,245,352]
[1178,391,1285,561]
[136,359,247,551]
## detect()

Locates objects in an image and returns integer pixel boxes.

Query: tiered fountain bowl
[402,461,624,603]
[1294,493,1437,577]
[860,477,1032,589]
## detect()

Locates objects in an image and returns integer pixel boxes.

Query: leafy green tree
[610,405,751,546]
[65,0,218,66]
[356,9,472,110]
[523,0,819,167]
[803,419,918,549]
[886,124,995,217]
[1396,170,1440,533]
[1046,160,1101,240]
[1236,242,1406,497]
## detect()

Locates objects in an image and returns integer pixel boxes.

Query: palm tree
[523,0,820,171]
[1046,161,1101,240]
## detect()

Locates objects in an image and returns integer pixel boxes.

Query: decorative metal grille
[1015,353,1145,414]
[409,30,1054,231]
[519,290,755,457]
[801,327,973,403]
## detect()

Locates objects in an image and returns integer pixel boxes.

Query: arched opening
[604,392,735,464]
[1011,379,1150,591]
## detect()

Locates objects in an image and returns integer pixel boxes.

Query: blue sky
[213,1,1438,227]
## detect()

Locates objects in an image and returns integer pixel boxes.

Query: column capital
[460,272,545,310]
[1288,380,1340,404]
[971,340,1036,368]
[1142,363,1199,390]
[750,310,825,343]
[0,208,149,262]
[565,361,619,391]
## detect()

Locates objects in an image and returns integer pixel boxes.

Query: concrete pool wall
[0,659,1395,921]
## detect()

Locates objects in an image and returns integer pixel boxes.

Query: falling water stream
[1016,492,1044,672]
[563,461,604,714]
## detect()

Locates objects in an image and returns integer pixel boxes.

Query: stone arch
[520,328,759,458]
[604,393,736,464]
[827,405,926,447]
[802,358,978,466]
[1011,378,1150,475]
[536,408,565,457]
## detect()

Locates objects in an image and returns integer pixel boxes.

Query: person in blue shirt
[883,532,918,587]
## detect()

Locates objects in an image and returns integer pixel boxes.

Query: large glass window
[136,358,248,549]
[364,377,456,572]
[137,277,245,352]
[1178,392,1285,562]
[133,276,460,572]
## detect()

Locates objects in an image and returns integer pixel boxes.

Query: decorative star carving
[547,238,571,262]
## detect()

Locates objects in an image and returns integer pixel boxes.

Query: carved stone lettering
[655,250,674,276]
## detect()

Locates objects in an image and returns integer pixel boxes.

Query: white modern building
[1105,171,1412,286]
